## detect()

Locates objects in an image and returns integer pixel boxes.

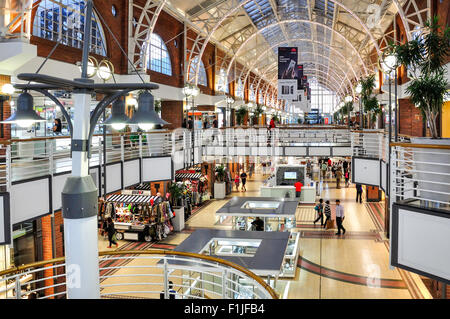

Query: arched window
[235,78,244,99]
[189,56,207,87]
[147,33,172,76]
[33,0,107,56]
[216,68,229,93]
[258,90,264,105]
[249,84,256,102]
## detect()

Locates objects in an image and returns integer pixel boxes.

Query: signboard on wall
[278,47,298,100]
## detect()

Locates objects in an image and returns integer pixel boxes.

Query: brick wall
[30,0,128,74]
[0,75,12,141]
[161,100,183,130]
[398,98,425,137]
[40,211,65,298]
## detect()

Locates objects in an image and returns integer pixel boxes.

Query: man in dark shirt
[188,116,194,129]
[212,116,219,143]
[251,217,264,231]
[356,183,363,203]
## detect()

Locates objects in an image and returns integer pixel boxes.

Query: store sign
[0,193,11,245]
[278,47,298,100]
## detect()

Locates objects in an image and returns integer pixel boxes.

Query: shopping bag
[112,232,118,242]
[326,219,335,230]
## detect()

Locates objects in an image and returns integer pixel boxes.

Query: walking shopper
[323,200,332,229]
[294,180,303,198]
[336,167,342,189]
[313,198,324,226]
[344,170,350,187]
[234,173,240,191]
[335,200,346,235]
[356,183,363,203]
[321,162,328,179]
[240,170,247,192]
[106,217,119,248]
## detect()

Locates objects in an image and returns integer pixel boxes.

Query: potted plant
[236,106,248,126]
[214,165,226,199]
[391,16,450,203]
[168,182,185,231]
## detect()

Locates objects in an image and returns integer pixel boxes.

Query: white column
[63,92,100,299]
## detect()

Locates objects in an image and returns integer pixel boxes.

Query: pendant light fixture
[128,91,169,130]
[103,97,129,130]
[1,92,45,128]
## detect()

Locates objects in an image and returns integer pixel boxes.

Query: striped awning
[135,183,151,190]
[106,194,156,203]
[175,172,202,180]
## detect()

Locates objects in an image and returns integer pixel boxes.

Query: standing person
[212,116,219,143]
[335,167,342,189]
[53,118,62,135]
[306,160,312,177]
[188,116,194,130]
[321,161,328,179]
[313,198,324,226]
[251,217,264,231]
[294,180,303,198]
[106,217,119,248]
[323,200,332,229]
[335,199,346,235]
[356,183,363,203]
[240,170,247,192]
[344,170,350,187]
[267,117,276,145]
[160,281,177,299]
[343,160,349,173]
[234,173,240,191]
[203,118,208,129]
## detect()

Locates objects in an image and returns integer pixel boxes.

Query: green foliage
[154,99,161,114]
[236,106,247,125]
[168,182,184,207]
[254,104,264,118]
[391,16,450,138]
[215,165,226,182]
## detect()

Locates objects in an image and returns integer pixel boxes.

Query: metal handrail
[0,249,279,299]
[390,142,450,150]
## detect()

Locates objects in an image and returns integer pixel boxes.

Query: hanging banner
[278,47,298,100]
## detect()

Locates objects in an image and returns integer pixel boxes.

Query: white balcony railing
[0,250,278,300]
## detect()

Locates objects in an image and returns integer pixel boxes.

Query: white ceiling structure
[155,0,430,101]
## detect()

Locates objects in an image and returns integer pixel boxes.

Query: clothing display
[99,193,175,242]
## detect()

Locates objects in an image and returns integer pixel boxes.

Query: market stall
[99,190,175,242]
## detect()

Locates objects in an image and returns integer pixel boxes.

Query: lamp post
[355,83,363,129]
[379,50,398,238]
[183,84,199,167]
[1,0,166,299]
[225,96,234,127]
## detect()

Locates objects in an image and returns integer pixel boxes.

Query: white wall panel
[381,161,387,191]
[123,160,140,187]
[142,157,172,181]
[333,147,352,156]
[52,174,70,211]
[353,158,380,186]
[173,151,184,171]
[106,163,122,194]
[285,147,307,156]
[397,209,450,281]
[309,147,331,156]
[11,179,49,224]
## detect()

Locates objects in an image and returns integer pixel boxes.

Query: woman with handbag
[323,200,332,229]
[106,217,119,248]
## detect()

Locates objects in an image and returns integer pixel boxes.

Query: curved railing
[0,250,278,300]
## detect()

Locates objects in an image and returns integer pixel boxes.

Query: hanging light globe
[1,92,45,128]
[128,91,169,131]
[103,98,129,131]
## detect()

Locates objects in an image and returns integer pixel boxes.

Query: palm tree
[391,16,450,138]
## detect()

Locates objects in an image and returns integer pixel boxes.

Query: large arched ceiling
[136,0,431,98]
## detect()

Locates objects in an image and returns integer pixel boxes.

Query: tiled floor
[98,170,433,299]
